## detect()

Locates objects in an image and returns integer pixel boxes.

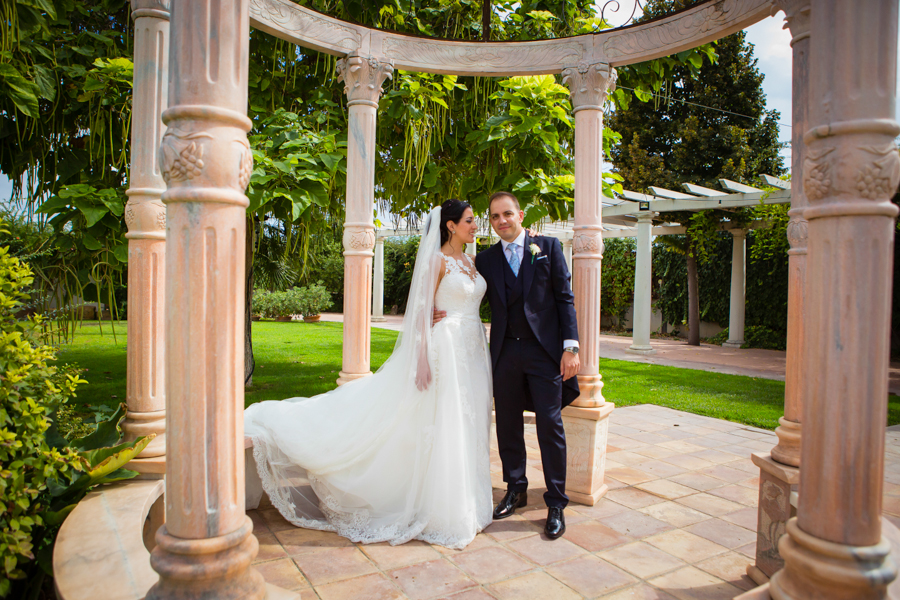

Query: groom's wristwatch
[564,346,579,355]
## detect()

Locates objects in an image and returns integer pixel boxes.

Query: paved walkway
[248,404,900,599]
[318,314,900,394]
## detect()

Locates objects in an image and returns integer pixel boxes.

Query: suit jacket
[475,234,580,407]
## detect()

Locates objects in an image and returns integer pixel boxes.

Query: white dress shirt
[500,229,579,352]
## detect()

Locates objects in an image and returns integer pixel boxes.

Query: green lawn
[56,320,900,430]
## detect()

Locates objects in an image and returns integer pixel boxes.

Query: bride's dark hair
[439,199,472,247]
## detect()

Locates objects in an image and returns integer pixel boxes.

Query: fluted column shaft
[123,0,169,475]
[723,229,746,348]
[336,55,393,386]
[769,1,900,598]
[772,0,810,467]
[147,0,264,597]
[372,237,386,322]
[628,212,655,355]
[562,62,616,407]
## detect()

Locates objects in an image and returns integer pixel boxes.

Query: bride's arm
[415,254,445,390]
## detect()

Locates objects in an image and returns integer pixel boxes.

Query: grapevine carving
[159,129,213,185]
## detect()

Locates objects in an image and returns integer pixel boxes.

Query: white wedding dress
[244,207,494,549]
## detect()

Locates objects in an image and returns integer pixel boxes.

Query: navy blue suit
[475,234,579,508]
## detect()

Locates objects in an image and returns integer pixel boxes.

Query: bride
[244,199,494,549]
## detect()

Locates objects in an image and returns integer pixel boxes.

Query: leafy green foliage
[0,246,84,596]
[252,285,333,318]
[600,237,637,326]
[653,233,789,343]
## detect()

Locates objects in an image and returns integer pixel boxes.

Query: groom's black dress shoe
[545,507,566,539]
[493,490,527,520]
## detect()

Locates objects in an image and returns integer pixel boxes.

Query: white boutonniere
[529,243,541,264]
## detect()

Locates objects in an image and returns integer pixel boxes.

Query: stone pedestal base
[371,316,386,322]
[571,374,605,408]
[147,517,266,600]
[336,371,372,386]
[750,452,799,584]
[626,345,656,355]
[562,403,614,506]
[769,518,897,600]
[771,418,801,468]
[723,340,744,348]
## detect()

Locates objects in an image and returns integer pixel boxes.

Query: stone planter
[275,316,293,322]
[303,314,321,323]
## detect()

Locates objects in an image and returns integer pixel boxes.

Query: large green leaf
[69,403,125,452]
[0,63,40,118]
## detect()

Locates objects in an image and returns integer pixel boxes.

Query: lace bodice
[434,254,487,319]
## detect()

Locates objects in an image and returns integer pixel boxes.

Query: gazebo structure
[51,1,900,599]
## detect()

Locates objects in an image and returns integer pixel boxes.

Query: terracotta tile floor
[249,404,900,599]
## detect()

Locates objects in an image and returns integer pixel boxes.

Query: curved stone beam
[249,0,774,75]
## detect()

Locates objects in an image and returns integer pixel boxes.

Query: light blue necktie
[508,242,520,277]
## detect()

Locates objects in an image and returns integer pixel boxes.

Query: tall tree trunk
[685,239,700,346]
[244,216,256,387]
[482,0,490,41]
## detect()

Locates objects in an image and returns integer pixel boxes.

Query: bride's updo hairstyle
[439,199,472,246]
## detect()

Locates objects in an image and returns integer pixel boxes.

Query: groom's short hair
[489,191,520,212]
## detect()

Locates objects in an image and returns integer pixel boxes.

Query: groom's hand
[561,351,580,381]
[432,308,447,325]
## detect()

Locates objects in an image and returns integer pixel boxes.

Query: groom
[470,191,581,539]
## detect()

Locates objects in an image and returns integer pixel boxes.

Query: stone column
[562,236,573,272]
[336,55,393,386]
[372,236,386,322]
[147,0,265,598]
[771,0,811,469]
[723,229,746,348]
[747,3,810,586]
[562,62,616,408]
[768,1,900,598]
[122,0,169,478]
[627,212,655,355]
[466,237,477,257]
[559,63,616,506]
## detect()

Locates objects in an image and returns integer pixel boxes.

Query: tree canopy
[606,0,786,344]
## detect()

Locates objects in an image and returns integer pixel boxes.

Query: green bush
[293,282,332,317]
[252,284,332,319]
[600,237,637,326]
[0,239,152,597]
[0,245,84,596]
[705,325,787,351]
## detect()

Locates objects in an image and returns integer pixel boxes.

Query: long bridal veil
[244,206,447,544]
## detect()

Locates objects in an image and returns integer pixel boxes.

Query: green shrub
[0,240,152,597]
[0,245,85,596]
[705,325,787,351]
[293,282,332,317]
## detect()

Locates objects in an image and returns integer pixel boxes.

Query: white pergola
[50,2,900,600]
[372,178,792,354]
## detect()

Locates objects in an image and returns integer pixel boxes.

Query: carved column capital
[131,0,170,19]
[774,0,810,44]
[729,228,747,240]
[572,227,604,258]
[786,211,808,254]
[634,211,654,224]
[159,114,254,203]
[124,194,167,239]
[342,223,376,256]
[337,55,394,107]
[802,121,900,219]
[561,62,617,112]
